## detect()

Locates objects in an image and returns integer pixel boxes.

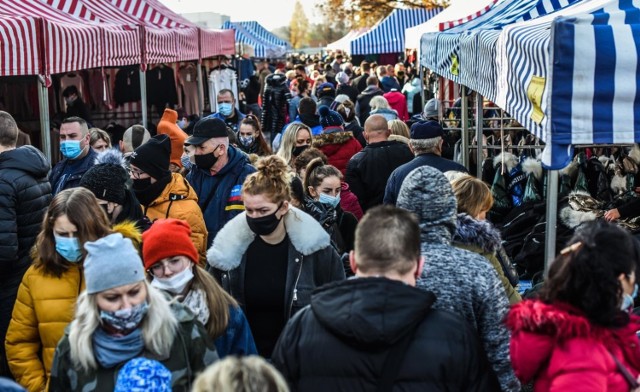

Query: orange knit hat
[156,109,187,168]
[142,218,198,269]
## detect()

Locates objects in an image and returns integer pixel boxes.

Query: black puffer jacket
[261,73,291,138]
[0,146,52,274]
[272,277,499,392]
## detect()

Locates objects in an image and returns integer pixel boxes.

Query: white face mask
[151,265,194,294]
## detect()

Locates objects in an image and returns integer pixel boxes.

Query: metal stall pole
[419,65,426,110]
[139,68,148,127]
[544,170,559,275]
[196,63,204,118]
[475,92,483,178]
[37,76,51,162]
[460,85,469,170]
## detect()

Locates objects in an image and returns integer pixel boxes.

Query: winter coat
[356,86,384,125]
[369,107,398,122]
[384,153,468,205]
[453,214,521,305]
[396,165,520,392]
[272,277,500,392]
[507,300,640,392]
[211,109,246,134]
[207,207,345,321]
[49,147,98,195]
[261,73,291,138]
[48,301,218,392]
[384,90,409,121]
[214,306,257,358]
[312,128,362,175]
[351,72,370,93]
[143,172,208,264]
[336,84,358,103]
[5,222,141,392]
[346,140,413,211]
[187,146,256,245]
[380,76,400,93]
[344,121,366,147]
[339,182,363,220]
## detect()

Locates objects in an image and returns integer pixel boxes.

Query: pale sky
[159,0,323,30]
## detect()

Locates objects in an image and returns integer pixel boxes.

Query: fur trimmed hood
[312,130,355,148]
[453,213,501,254]
[507,300,600,340]
[521,158,542,180]
[207,207,330,271]
[493,152,519,172]
[559,207,598,229]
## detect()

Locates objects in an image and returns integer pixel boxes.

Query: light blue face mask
[319,193,341,208]
[54,234,82,263]
[621,283,638,311]
[181,154,193,171]
[217,102,233,117]
[177,119,187,129]
[60,140,83,159]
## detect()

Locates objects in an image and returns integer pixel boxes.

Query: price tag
[186,73,192,82]
[527,76,545,124]
[450,54,459,76]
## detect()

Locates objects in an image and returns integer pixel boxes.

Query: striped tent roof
[405,0,498,49]
[493,0,639,169]
[350,8,442,55]
[222,20,286,58]
[0,14,42,76]
[420,0,579,107]
[326,28,370,54]
[233,21,290,49]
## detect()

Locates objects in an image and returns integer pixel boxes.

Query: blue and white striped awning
[350,8,442,55]
[420,0,579,99]
[233,21,291,49]
[221,21,287,58]
[507,0,640,169]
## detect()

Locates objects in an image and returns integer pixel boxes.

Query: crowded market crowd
[1,52,640,392]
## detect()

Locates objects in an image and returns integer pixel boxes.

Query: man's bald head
[364,114,391,143]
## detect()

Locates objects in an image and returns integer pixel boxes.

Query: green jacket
[48,304,217,392]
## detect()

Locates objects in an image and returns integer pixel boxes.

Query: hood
[370,108,397,116]
[112,220,142,251]
[0,145,50,178]
[383,91,405,105]
[160,108,178,124]
[453,213,501,253]
[313,130,354,148]
[360,86,383,96]
[493,152,519,172]
[151,172,198,205]
[266,73,287,87]
[396,165,457,245]
[388,134,409,145]
[298,114,320,128]
[312,277,435,347]
[216,146,250,177]
[208,207,330,271]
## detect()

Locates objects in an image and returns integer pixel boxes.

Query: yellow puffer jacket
[4,222,141,392]
[144,172,208,263]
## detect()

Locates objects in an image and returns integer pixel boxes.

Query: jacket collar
[207,207,330,271]
[453,213,501,253]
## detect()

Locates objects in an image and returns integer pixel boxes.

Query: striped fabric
[351,8,442,55]
[234,21,290,48]
[0,15,41,76]
[439,0,499,30]
[222,20,285,58]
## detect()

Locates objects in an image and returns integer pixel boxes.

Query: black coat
[356,86,384,125]
[345,140,413,211]
[272,278,499,392]
[261,73,291,138]
[336,84,359,103]
[49,148,98,195]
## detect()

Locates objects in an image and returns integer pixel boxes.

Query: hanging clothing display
[178,64,199,116]
[208,66,239,114]
[59,72,89,113]
[146,65,178,116]
[114,66,141,106]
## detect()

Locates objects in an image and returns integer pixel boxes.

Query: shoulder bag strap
[609,349,640,389]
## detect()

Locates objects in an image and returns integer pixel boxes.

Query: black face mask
[132,178,152,192]
[246,203,283,236]
[397,71,405,78]
[292,144,309,158]
[194,145,221,170]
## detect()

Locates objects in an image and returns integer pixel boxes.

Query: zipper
[288,254,304,319]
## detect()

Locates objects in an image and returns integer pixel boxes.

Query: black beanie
[129,134,171,180]
[80,149,128,204]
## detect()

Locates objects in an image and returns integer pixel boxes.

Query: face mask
[622,283,639,311]
[54,234,82,263]
[246,203,283,236]
[397,71,405,78]
[181,154,193,171]
[60,140,83,159]
[195,152,218,170]
[292,144,309,157]
[319,193,341,208]
[290,90,299,97]
[132,178,152,192]
[239,135,255,147]
[218,102,233,117]
[151,265,194,294]
[100,301,149,333]
[177,119,187,129]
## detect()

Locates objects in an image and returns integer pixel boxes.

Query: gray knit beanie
[84,233,145,294]
[396,165,457,232]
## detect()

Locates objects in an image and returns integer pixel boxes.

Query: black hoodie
[272,277,499,392]
[0,145,52,274]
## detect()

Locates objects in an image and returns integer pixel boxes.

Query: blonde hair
[89,128,111,148]
[369,96,390,111]
[276,122,312,165]
[68,282,178,372]
[192,265,238,338]
[192,355,289,392]
[450,175,494,218]
[388,119,410,138]
[243,155,291,204]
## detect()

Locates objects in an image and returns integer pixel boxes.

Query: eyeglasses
[130,169,146,179]
[148,258,188,277]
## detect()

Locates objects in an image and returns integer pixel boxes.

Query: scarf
[182,288,210,326]
[135,174,172,207]
[92,327,144,369]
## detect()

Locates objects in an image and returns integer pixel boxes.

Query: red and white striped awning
[0,15,41,76]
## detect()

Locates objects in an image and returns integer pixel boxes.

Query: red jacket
[339,182,363,221]
[507,300,640,392]
[313,127,362,175]
[383,91,409,121]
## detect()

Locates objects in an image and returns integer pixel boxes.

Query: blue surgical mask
[239,135,254,147]
[54,234,82,263]
[621,283,638,311]
[218,102,233,117]
[319,193,341,208]
[177,119,187,129]
[60,140,83,159]
[181,154,193,171]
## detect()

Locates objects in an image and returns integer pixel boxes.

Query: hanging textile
[178,64,200,116]
[208,66,239,114]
